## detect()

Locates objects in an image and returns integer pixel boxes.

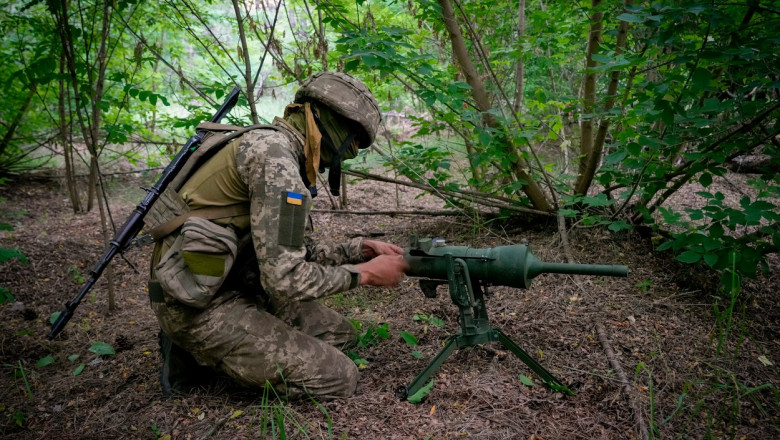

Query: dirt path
[1,174,777,439]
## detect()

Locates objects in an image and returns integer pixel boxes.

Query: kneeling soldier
[148,72,408,399]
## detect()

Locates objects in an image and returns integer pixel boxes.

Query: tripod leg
[406,336,460,397]
[495,329,572,395]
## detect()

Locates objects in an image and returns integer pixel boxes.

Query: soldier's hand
[357,255,409,287]
[362,239,404,259]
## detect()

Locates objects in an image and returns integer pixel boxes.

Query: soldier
[148,72,408,399]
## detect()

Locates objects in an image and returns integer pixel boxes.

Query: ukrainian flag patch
[286,191,303,206]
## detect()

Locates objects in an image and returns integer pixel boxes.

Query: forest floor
[0,170,778,440]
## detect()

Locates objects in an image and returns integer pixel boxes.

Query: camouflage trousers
[151,288,358,399]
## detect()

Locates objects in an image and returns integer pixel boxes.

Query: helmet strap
[313,109,357,196]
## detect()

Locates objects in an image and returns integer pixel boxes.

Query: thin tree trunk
[513,0,526,114]
[575,0,603,194]
[575,0,631,195]
[93,0,116,312]
[59,52,81,213]
[232,0,260,124]
[437,0,552,212]
[149,34,164,134]
[0,85,35,158]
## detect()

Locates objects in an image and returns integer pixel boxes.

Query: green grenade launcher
[402,237,628,398]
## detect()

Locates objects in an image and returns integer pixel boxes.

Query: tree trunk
[59,52,82,213]
[232,0,260,124]
[437,0,552,212]
[575,0,631,195]
[513,0,526,114]
[0,85,36,158]
[575,0,603,195]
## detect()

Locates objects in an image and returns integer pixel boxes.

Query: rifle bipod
[403,254,574,399]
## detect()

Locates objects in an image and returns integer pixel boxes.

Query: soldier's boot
[158,331,214,396]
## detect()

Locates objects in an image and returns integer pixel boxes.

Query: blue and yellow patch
[285,191,303,206]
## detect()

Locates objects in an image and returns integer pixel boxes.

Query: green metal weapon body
[47,87,241,340]
[403,237,629,398]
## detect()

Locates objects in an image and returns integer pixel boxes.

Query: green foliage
[413,313,444,327]
[88,341,116,356]
[0,288,14,304]
[35,356,55,368]
[251,380,339,438]
[400,331,418,347]
[354,321,390,348]
[406,379,434,404]
[72,363,85,376]
[0,248,28,264]
[346,320,391,367]
[0,245,26,304]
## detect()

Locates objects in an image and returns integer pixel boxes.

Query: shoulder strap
[169,123,278,192]
[148,203,250,241]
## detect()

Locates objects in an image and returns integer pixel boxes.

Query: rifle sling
[148,204,249,241]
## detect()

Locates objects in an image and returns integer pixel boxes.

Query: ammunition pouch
[155,217,238,308]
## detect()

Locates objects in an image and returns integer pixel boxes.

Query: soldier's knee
[342,360,359,395]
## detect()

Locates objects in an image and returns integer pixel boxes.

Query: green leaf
[608,221,632,232]
[411,351,423,359]
[346,351,368,367]
[88,342,115,356]
[0,247,27,264]
[703,253,719,267]
[0,287,14,304]
[699,173,713,188]
[407,379,434,403]
[519,374,534,387]
[400,331,418,347]
[36,356,55,368]
[375,324,390,339]
[68,354,80,362]
[49,311,61,325]
[479,131,492,147]
[72,364,85,376]
[616,13,643,23]
[677,251,702,264]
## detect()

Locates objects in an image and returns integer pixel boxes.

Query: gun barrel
[530,261,629,278]
[405,243,628,289]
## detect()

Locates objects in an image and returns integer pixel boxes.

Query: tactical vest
[143,122,281,244]
[146,122,294,307]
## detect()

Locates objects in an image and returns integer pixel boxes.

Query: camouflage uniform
[150,122,367,399]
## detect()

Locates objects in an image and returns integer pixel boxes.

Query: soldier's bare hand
[361,239,404,259]
[357,255,409,286]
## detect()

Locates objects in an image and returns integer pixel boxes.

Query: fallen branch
[344,169,554,217]
[312,209,461,216]
[595,322,650,440]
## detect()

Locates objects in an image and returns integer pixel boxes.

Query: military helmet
[294,72,380,148]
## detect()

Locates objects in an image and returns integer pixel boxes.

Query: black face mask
[311,109,357,197]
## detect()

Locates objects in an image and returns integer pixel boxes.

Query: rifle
[403,237,629,398]
[48,87,241,340]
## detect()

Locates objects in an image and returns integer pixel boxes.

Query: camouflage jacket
[171,122,364,307]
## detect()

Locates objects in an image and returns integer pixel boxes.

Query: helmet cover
[294,72,380,148]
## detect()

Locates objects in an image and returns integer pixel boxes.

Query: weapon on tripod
[403,237,629,398]
[47,87,241,340]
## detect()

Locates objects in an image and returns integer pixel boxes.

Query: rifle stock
[48,86,241,340]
